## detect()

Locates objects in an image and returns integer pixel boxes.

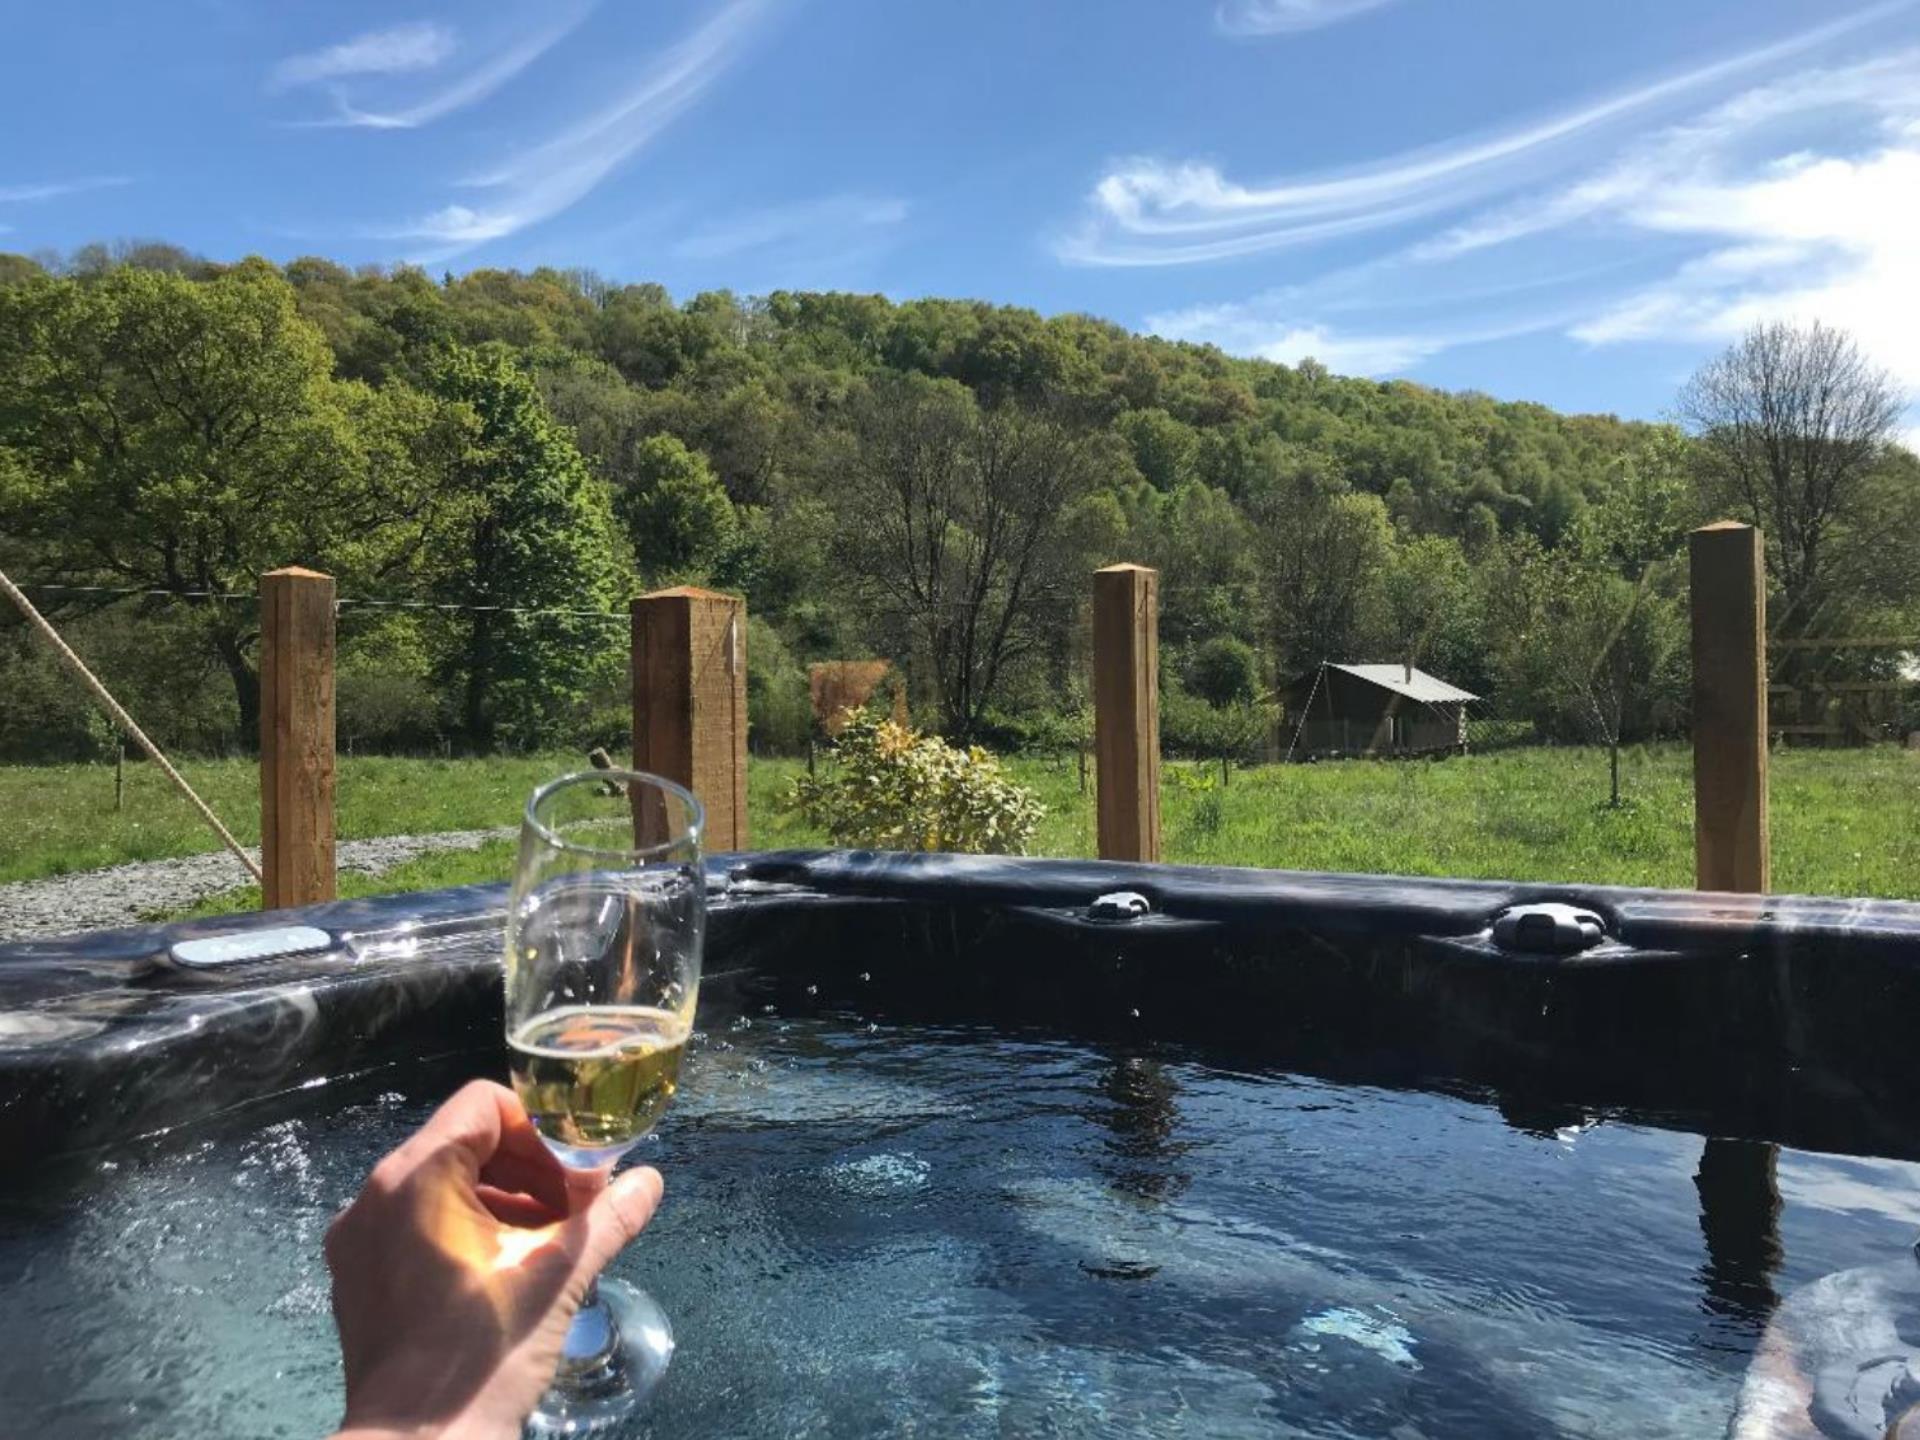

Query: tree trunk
[464,610,495,747]
[213,626,261,751]
[1609,739,1621,809]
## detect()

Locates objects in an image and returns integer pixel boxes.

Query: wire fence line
[0,567,263,879]
[18,581,1112,620]
[14,583,630,622]
[3,579,643,764]
[7,580,1915,767]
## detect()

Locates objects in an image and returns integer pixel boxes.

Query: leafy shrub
[1160,682,1273,764]
[574,684,633,757]
[746,617,812,755]
[337,614,441,753]
[975,705,1091,758]
[0,607,239,760]
[790,712,1043,854]
[337,668,442,753]
[1170,764,1224,837]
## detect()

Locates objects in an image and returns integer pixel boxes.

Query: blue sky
[4,0,1918,434]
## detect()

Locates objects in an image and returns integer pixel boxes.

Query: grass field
[3,743,1917,916]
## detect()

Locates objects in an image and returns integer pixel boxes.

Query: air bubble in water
[805,984,818,997]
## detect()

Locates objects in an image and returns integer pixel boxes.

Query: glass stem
[561,1278,620,1371]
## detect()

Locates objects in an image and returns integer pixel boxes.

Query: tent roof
[1325,662,1479,704]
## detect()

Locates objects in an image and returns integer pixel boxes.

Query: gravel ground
[0,827,515,942]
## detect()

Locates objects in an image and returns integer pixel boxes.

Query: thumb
[575,1166,663,1280]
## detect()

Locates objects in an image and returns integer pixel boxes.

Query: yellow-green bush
[790,713,1043,854]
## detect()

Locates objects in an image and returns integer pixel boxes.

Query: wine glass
[505,769,705,1434]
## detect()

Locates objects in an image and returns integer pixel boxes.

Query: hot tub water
[3,1005,1918,1438]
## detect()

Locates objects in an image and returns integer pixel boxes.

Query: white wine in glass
[509,1005,691,1152]
[505,770,704,1434]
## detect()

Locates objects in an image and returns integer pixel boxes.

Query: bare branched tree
[829,373,1103,739]
[1545,569,1685,808]
[1678,320,1901,632]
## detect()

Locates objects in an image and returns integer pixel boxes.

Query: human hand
[325,1079,662,1440]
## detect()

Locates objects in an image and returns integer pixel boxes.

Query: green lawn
[5,744,1917,918]
[0,753,576,884]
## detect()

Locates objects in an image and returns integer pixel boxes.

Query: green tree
[1254,481,1394,681]
[426,345,626,748]
[1462,502,1501,556]
[615,435,740,585]
[1373,533,1481,688]
[1116,407,1198,490]
[1161,682,1272,775]
[593,285,714,387]
[0,604,239,759]
[1485,488,1687,806]
[0,253,46,286]
[1126,479,1258,648]
[1589,425,1693,577]
[5,246,1718,766]
[1187,635,1260,707]
[1564,427,1693,803]
[0,260,447,740]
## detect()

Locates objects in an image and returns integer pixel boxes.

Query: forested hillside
[2,244,1915,762]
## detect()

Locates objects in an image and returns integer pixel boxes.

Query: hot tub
[4,852,1920,1437]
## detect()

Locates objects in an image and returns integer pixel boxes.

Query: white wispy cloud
[671,195,907,260]
[1215,0,1401,37]
[1058,2,1907,268]
[1570,144,1920,390]
[1383,44,1920,390]
[314,12,589,130]
[1474,50,1920,395]
[271,22,455,92]
[275,11,591,130]
[1144,279,1596,376]
[1422,49,1920,260]
[0,176,130,203]
[376,0,768,256]
[1148,306,1444,374]
[1117,3,1920,409]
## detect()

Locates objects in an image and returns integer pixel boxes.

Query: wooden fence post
[260,566,336,909]
[632,586,747,851]
[1093,563,1161,862]
[1690,522,1769,892]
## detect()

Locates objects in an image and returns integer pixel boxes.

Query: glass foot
[526,1280,674,1436]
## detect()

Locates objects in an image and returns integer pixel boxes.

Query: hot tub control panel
[168,925,335,969]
